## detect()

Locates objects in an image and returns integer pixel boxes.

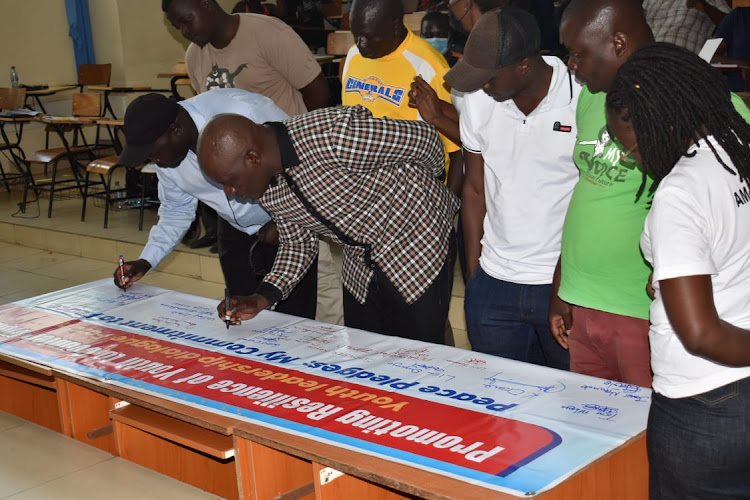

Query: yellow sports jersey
[341,29,460,163]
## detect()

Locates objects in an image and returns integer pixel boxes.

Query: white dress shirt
[139,88,289,268]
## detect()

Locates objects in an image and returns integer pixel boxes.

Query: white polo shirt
[460,56,581,284]
[641,137,750,398]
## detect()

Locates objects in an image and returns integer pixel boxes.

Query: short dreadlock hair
[606,42,750,199]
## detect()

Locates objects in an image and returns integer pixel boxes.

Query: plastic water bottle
[9,66,19,88]
[114,181,125,211]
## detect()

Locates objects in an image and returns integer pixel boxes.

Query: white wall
[0,0,238,152]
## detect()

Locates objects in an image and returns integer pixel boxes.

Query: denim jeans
[648,376,750,499]
[464,266,569,370]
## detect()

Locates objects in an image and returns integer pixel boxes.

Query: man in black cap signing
[113,89,317,320]
[445,7,580,368]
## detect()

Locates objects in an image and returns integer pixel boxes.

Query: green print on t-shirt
[576,126,639,188]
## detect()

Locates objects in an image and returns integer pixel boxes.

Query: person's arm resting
[461,149,485,279]
[660,275,750,366]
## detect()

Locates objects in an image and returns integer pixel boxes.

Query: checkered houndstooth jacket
[257,105,459,305]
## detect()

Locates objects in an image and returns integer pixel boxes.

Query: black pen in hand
[224,288,231,329]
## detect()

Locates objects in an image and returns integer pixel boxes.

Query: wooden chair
[327,31,355,83]
[169,62,192,101]
[0,87,25,110]
[79,64,115,150]
[21,93,104,218]
[403,12,426,35]
[82,139,158,230]
[42,64,113,151]
[82,155,126,229]
[77,64,112,91]
[0,87,30,191]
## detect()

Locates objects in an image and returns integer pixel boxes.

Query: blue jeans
[464,266,569,369]
[648,376,750,499]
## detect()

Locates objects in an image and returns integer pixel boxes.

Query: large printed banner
[0,280,650,496]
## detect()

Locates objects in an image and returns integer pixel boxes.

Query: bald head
[198,114,275,200]
[350,0,406,59]
[560,0,653,93]
[350,0,403,23]
[562,0,652,43]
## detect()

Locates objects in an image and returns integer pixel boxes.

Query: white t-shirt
[450,88,465,116]
[459,56,581,284]
[641,137,750,398]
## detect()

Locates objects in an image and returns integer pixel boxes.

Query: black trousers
[217,217,317,320]
[342,235,456,345]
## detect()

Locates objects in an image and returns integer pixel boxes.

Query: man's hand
[408,75,442,125]
[548,294,573,350]
[218,293,270,325]
[257,220,280,246]
[113,259,151,290]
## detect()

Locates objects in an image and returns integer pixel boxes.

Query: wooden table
[0,285,650,500]
[0,342,649,500]
[87,85,153,119]
[157,71,192,101]
[0,114,35,191]
[25,85,77,113]
[19,115,101,217]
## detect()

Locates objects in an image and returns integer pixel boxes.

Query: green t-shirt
[559,88,750,320]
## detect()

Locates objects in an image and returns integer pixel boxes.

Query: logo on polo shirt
[345,75,406,106]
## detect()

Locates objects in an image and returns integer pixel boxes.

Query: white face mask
[425,37,449,54]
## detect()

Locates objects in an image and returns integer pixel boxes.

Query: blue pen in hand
[224,288,231,329]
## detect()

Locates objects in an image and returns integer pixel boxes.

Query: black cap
[119,93,180,167]
[444,7,541,93]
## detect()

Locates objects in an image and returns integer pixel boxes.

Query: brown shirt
[185,13,321,116]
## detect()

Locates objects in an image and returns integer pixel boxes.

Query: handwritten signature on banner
[387,361,456,382]
[483,372,567,399]
[1,320,562,483]
[561,404,620,420]
[580,381,650,403]
[0,281,650,496]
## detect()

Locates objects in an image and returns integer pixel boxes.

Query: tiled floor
[0,179,470,498]
[0,411,221,499]
[0,186,229,498]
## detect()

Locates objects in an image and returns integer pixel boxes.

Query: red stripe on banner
[5,319,561,476]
